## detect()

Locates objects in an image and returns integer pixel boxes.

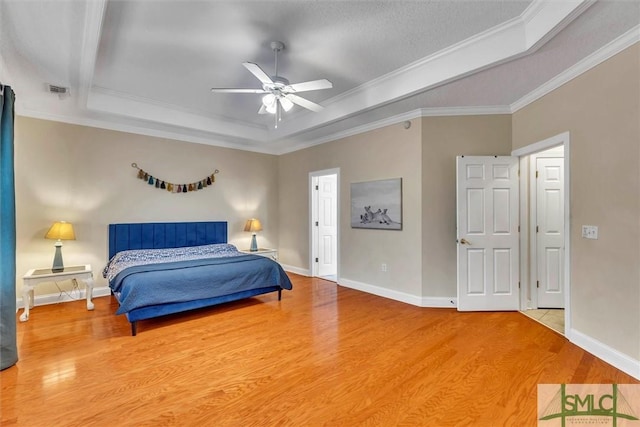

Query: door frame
[512,131,571,335]
[309,168,340,279]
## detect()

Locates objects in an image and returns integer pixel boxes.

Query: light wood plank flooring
[2,275,637,426]
[521,309,565,334]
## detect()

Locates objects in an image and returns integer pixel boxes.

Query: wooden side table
[239,248,278,261]
[20,264,95,322]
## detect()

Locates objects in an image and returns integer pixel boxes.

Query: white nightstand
[20,264,95,322]
[240,248,278,261]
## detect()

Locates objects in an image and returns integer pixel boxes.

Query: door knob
[459,238,471,245]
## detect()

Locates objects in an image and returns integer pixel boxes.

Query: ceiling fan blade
[284,94,324,112]
[243,62,274,85]
[210,88,267,94]
[258,104,268,115]
[287,79,333,93]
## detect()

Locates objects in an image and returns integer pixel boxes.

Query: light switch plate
[582,225,598,239]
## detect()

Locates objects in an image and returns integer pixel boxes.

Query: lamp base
[250,234,258,252]
[52,242,64,272]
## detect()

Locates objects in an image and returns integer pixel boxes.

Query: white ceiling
[1,0,638,154]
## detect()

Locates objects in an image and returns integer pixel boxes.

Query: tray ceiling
[1,0,638,154]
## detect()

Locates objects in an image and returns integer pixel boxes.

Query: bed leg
[131,321,137,336]
[278,289,282,301]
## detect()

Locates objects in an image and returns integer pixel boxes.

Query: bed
[104,221,292,335]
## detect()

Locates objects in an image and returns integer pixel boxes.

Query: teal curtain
[0,85,17,370]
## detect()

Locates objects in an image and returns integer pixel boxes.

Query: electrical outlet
[381,263,387,272]
[582,225,598,240]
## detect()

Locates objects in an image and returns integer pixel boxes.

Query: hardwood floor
[2,274,637,426]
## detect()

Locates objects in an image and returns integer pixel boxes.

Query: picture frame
[350,178,402,230]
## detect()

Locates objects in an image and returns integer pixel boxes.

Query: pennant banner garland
[131,163,219,194]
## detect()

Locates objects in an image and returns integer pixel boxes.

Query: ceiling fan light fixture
[262,93,276,107]
[280,97,294,112]
[262,94,277,114]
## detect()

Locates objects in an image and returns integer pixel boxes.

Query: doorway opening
[309,169,339,282]
[513,132,570,336]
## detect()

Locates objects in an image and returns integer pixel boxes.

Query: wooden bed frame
[108,221,282,335]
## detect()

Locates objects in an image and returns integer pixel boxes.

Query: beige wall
[14,117,278,294]
[421,115,512,297]
[513,44,640,359]
[278,115,512,301]
[278,120,423,296]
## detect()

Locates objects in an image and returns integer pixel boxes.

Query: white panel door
[536,157,564,308]
[318,174,337,277]
[457,156,520,311]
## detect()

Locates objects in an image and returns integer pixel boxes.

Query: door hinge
[518,169,520,177]
[315,185,319,190]
[536,225,539,233]
[536,280,540,288]
[315,257,319,262]
[315,221,319,226]
[518,225,520,232]
[518,281,521,289]
[536,170,539,178]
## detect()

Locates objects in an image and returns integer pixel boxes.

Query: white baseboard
[340,278,422,305]
[339,278,456,308]
[422,297,458,308]
[281,264,310,277]
[16,286,111,309]
[568,328,640,381]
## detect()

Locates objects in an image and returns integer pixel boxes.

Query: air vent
[48,84,68,94]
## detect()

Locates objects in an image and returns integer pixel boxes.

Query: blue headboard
[108,222,228,259]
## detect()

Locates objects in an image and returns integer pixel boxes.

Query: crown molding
[272,0,591,140]
[275,105,511,155]
[87,87,268,142]
[16,107,276,155]
[418,105,512,117]
[511,25,640,113]
[275,109,424,154]
[521,0,595,50]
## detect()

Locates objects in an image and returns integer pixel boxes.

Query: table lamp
[243,218,262,252]
[45,221,75,272]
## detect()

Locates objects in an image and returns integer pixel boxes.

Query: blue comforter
[109,254,292,315]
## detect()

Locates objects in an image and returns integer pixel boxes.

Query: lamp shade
[45,221,76,241]
[243,218,262,233]
[280,97,294,112]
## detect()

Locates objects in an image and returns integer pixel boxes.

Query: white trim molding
[511,24,640,113]
[339,278,456,308]
[276,0,592,139]
[280,264,311,277]
[569,329,640,381]
[512,131,572,334]
[421,297,458,308]
[276,106,510,155]
[339,278,423,306]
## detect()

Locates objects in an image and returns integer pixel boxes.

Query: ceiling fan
[210,41,333,128]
